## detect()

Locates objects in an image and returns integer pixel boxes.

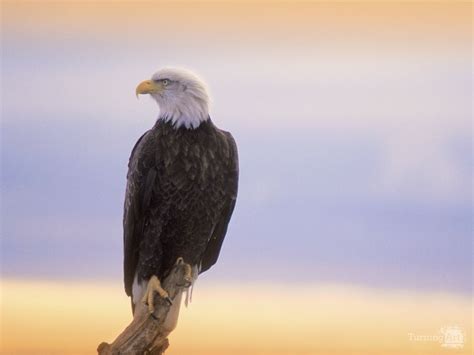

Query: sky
[1,1,472,354]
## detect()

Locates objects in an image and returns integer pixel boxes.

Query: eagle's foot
[141,275,172,313]
[176,257,193,288]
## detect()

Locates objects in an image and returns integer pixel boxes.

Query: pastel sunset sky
[1,1,472,354]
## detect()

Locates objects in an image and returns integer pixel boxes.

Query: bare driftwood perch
[98,262,190,355]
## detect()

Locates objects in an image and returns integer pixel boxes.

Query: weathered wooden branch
[98,263,189,355]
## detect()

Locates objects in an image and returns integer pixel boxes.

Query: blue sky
[1,2,471,295]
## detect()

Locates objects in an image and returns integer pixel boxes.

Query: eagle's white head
[136,67,210,129]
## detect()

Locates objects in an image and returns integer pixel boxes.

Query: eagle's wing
[123,130,156,296]
[199,131,239,273]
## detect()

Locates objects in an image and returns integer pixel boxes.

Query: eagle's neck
[158,97,209,129]
[160,114,209,130]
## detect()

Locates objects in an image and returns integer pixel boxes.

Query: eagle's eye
[162,79,169,86]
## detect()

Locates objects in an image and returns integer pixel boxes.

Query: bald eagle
[124,68,238,316]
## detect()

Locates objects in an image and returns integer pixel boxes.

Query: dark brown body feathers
[123,119,238,296]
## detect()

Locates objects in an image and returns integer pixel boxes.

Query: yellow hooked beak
[135,80,162,98]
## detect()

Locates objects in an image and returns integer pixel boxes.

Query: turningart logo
[408,325,465,349]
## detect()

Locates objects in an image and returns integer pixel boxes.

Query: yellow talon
[141,275,172,313]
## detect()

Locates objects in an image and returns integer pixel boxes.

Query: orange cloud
[1,279,471,354]
[3,1,470,47]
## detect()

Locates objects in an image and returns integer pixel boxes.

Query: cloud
[2,279,472,354]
